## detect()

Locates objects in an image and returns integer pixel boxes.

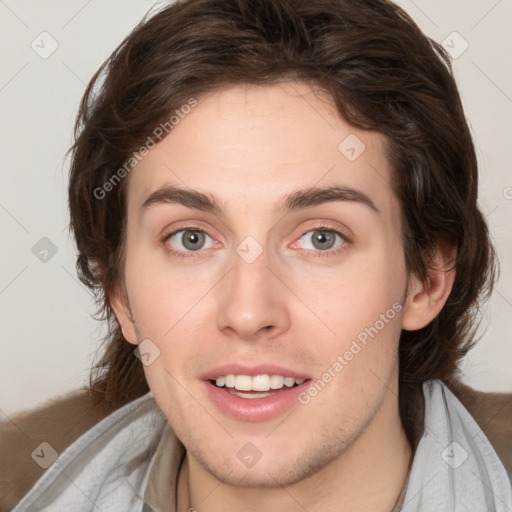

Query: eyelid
[289,224,349,255]
[166,228,215,247]
[160,221,350,259]
[161,225,219,259]
[292,219,350,243]
[160,219,218,244]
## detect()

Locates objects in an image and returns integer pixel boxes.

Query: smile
[204,374,311,422]
[214,374,306,395]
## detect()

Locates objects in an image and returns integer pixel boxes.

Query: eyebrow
[140,184,379,217]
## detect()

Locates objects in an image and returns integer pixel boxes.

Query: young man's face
[115,82,412,487]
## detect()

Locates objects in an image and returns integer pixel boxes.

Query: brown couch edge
[446,379,512,481]
[0,388,110,511]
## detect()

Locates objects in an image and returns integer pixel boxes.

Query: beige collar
[143,423,186,512]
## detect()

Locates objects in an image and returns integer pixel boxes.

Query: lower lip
[203,380,309,422]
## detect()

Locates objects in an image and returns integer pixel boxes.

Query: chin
[191,434,344,489]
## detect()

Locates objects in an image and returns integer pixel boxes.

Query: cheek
[288,249,406,338]
[123,251,214,339]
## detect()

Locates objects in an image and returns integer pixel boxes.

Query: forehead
[126,82,396,220]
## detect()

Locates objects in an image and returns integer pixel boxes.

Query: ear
[110,287,138,345]
[401,241,457,331]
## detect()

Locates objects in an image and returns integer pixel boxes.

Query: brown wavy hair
[68,0,496,449]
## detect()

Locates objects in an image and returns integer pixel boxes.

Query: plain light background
[0,0,511,418]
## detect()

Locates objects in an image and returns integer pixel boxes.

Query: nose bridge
[216,240,289,339]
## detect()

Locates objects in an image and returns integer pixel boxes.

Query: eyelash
[299,225,348,259]
[160,224,349,260]
[160,225,206,260]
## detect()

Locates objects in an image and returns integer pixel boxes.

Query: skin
[112,81,455,512]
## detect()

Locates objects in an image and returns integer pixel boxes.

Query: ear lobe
[401,243,456,331]
[110,287,138,345]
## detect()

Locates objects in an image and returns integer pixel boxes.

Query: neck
[177,384,412,512]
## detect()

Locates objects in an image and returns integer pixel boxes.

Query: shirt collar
[143,423,186,512]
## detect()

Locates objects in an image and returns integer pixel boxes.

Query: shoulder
[446,379,512,480]
[0,389,110,512]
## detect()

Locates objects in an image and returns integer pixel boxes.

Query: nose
[216,246,290,342]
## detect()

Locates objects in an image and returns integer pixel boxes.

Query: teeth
[252,374,270,391]
[214,374,306,391]
[235,375,253,391]
[270,375,284,389]
[284,377,295,388]
[229,390,276,399]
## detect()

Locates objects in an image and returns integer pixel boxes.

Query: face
[114,81,412,487]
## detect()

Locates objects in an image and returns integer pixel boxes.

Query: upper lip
[200,363,311,381]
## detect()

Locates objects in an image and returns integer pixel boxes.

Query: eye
[296,228,346,253]
[164,229,215,255]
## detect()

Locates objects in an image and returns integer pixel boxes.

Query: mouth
[201,367,312,422]
[210,374,306,398]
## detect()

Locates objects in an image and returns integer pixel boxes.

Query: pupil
[313,231,335,250]
[183,231,204,251]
